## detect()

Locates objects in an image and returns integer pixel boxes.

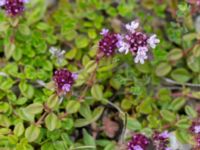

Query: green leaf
[25,125,40,142]
[155,62,171,77]
[136,62,151,73]
[127,117,142,131]
[0,102,10,113]
[66,100,80,114]
[169,97,186,111]
[85,60,97,73]
[160,110,176,122]
[19,81,34,98]
[192,44,200,57]
[25,103,43,115]
[171,68,191,83]
[121,99,132,110]
[0,115,11,127]
[91,84,103,100]
[14,122,24,137]
[36,22,50,31]
[65,48,77,60]
[75,107,104,127]
[0,128,11,135]
[187,56,200,72]
[176,118,191,129]
[0,78,14,91]
[45,113,59,131]
[168,48,183,61]
[138,98,153,114]
[185,105,197,118]
[46,94,59,110]
[175,130,191,143]
[4,43,15,60]
[75,36,89,48]
[79,103,92,119]
[19,24,31,35]
[83,129,96,148]
[18,108,34,122]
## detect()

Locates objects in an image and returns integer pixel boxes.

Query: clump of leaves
[0,0,200,150]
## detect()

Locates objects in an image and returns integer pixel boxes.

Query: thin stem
[70,146,96,150]
[163,78,200,88]
[78,67,97,102]
[35,111,48,126]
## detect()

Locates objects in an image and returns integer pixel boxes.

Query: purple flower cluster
[53,69,78,94]
[98,20,160,64]
[0,0,29,16]
[127,131,173,150]
[190,121,200,149]
[118,20,160,64]
[128,134,150,150]
[152,131,172,150]
[99,29,119,57]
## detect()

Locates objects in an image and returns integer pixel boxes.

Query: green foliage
[0,0,199,149]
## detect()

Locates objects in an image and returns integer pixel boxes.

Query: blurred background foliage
[0,0,200,149]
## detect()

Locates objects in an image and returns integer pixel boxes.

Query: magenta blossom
[128,133,149,150]
[153,131,171,150]
[117,20,160,64]
[1,0,30,16]
[53,69,77,94]
[99,29,119,57]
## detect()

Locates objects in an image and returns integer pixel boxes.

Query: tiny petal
[126,21,139,33]
[194,125,200,134]
[134,47,148,64]
[72,73,78,80]
[100,28,109,36]
[147,34,160,49]
[118,41,130,54]
[159,131,170,138]
[62,84,71,92]
[22,0,29,3]
[49,47,58,55]
[165,147,173,150]
[133,145,143,150]
[0,0,6,6]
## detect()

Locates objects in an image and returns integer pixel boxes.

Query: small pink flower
[134,47,148,64]
[99,31,119,57]
[22,0,30,3]
[194,125,200,134]
[147,34,160,49]
[100,28,109,36]
[128,133,149,150]
[125,20,139,33]
[53,69,77,94]
[62,84,71,92]
[133,145,143,150]
[0,0,6,6]
[159,131,170,139]
[118,41,130,54]
[72,73,78,80]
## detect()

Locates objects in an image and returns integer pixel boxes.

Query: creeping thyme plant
[0,0,200,150]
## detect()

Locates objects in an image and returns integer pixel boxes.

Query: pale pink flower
[0,0,6,6]
[125,20,139,33]
[194,125,200,134]
[100,28,109,36]
[134,47,148,64]
[147,34,160,49]
[118,41,130,54]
